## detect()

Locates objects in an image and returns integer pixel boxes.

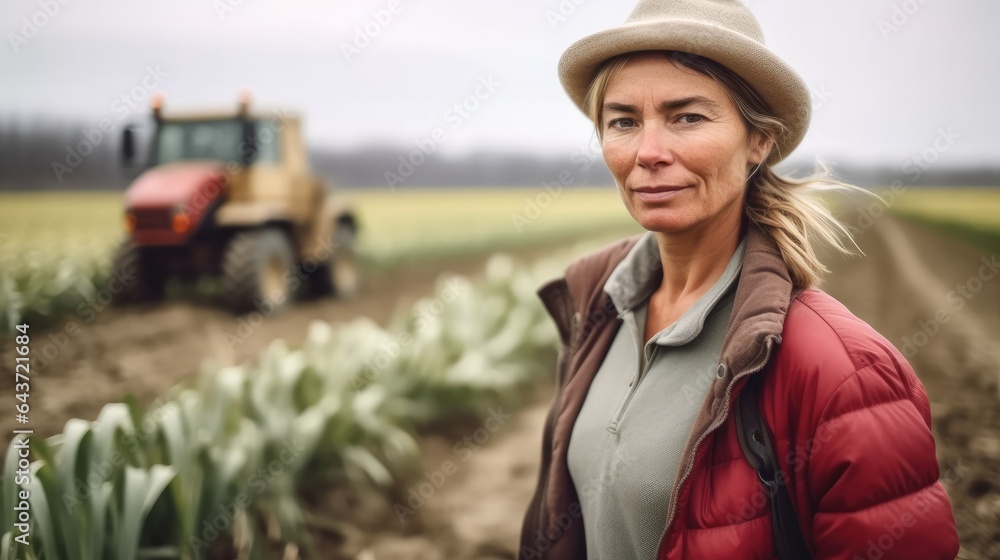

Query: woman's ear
[748,131,775,166]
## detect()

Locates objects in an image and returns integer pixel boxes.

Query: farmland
[0,188,641,330]
[1,186,998,558]
[0,185,641,559]
[886,186,1000,251]
[0,188,639,261]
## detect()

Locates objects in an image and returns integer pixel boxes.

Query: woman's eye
[607,118,637,130]
[678,114,705,125]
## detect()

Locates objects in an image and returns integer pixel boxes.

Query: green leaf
[157,403,192,485]
[1,531,13,560]
[116,466,175,560]
[27,461,61,560]
[88,482,112,560]
[55,419,93,560]
[342,446,392,487]
[157,402,201,551]
[90,404,135,474]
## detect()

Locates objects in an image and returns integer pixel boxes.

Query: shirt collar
[603,230,663,315]
[603,230,747,318]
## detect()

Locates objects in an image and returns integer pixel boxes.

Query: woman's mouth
[632,185,691,203]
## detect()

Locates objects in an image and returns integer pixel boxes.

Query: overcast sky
[1,0,997,166]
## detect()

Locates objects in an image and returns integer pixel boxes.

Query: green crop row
[0,245,115,334]
[0,193,122,333]
[0,239,606,559]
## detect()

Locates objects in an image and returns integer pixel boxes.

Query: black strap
[736,372,814,560]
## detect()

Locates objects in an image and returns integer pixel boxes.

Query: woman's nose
[635,127,675,169]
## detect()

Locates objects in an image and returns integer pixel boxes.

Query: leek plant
[0,244,591,559]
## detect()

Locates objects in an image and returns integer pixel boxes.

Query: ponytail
[745,165,870,289]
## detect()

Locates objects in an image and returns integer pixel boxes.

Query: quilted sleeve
[805,358,960,559]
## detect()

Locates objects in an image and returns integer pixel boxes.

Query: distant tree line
[0,118,996,192]
[0,117,133,191]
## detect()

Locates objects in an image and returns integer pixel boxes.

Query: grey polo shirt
[567,230,746,560]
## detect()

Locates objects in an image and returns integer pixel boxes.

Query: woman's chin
[630,207,697,233]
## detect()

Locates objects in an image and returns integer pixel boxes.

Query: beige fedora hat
[558,0,811,161]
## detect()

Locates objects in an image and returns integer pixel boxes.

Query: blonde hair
[585,51,874,289]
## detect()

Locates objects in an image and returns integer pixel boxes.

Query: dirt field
[4,215,998,558]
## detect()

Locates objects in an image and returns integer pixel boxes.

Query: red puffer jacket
[518,222,960,559]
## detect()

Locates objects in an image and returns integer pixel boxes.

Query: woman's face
[600,52,771,235]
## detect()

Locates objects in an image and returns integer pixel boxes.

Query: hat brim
[558,20,811,162]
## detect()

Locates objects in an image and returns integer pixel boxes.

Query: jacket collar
[539,220,795,382]
[716,221,796,378]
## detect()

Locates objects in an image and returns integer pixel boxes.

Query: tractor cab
[113,94,360,312]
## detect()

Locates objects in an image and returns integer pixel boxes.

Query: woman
[518,1,960,559]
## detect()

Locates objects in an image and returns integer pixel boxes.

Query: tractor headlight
[171,206,190,233]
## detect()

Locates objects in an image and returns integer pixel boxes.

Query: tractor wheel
[221,228,295,313]
[309,220,361,300]
[110,238,166,305]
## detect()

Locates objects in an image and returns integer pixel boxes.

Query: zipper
[608,307,651,434]
[655,334,780,553]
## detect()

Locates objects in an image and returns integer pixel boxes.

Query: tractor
[113,93,360,312]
